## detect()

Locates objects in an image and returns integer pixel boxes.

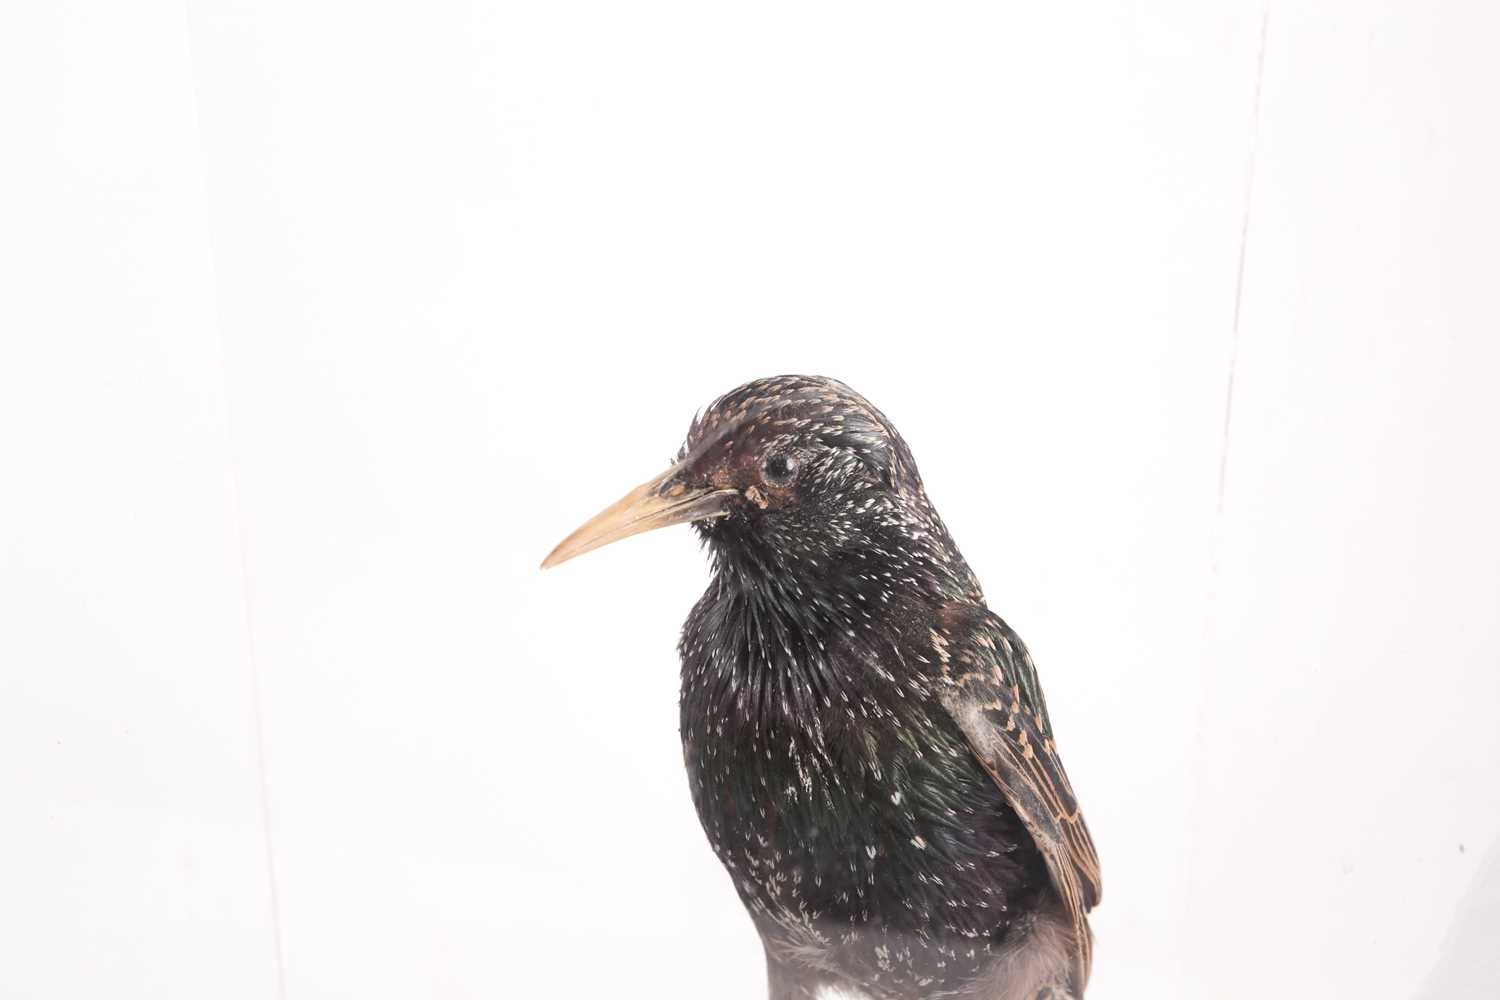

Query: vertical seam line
[1183,5,1271,991]
[1215,2,1272,528]
[180,3,290,996]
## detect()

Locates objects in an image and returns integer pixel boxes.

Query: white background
[3,2,1498,998]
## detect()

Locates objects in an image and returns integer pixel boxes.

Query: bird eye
[762,451,798,484]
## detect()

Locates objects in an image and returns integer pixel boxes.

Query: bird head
[541,375,978,601]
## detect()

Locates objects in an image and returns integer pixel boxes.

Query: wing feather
[934,605,1100,991]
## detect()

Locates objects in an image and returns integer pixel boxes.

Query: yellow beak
[540,464,739,569]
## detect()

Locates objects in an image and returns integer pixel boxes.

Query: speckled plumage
[552,376,1100,1000]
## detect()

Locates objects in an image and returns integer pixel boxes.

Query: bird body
[681,593,1061,999]
[543,376,1099,1000]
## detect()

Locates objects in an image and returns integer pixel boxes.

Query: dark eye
[762,450,798,484]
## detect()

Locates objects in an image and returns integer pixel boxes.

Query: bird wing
[933,604,1101,990]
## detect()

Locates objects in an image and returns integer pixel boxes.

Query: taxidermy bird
[541,376,1100,1000]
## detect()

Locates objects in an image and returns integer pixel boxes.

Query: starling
[542,376,1100,1000]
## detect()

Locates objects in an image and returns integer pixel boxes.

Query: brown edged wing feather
[933,603,1101,991]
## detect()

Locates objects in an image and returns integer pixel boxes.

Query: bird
[541,375,1100,1000]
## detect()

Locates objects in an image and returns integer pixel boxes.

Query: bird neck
[683,528,968,743]
[702,529,969,646]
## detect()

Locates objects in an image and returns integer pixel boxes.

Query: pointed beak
[540,463,739,569]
